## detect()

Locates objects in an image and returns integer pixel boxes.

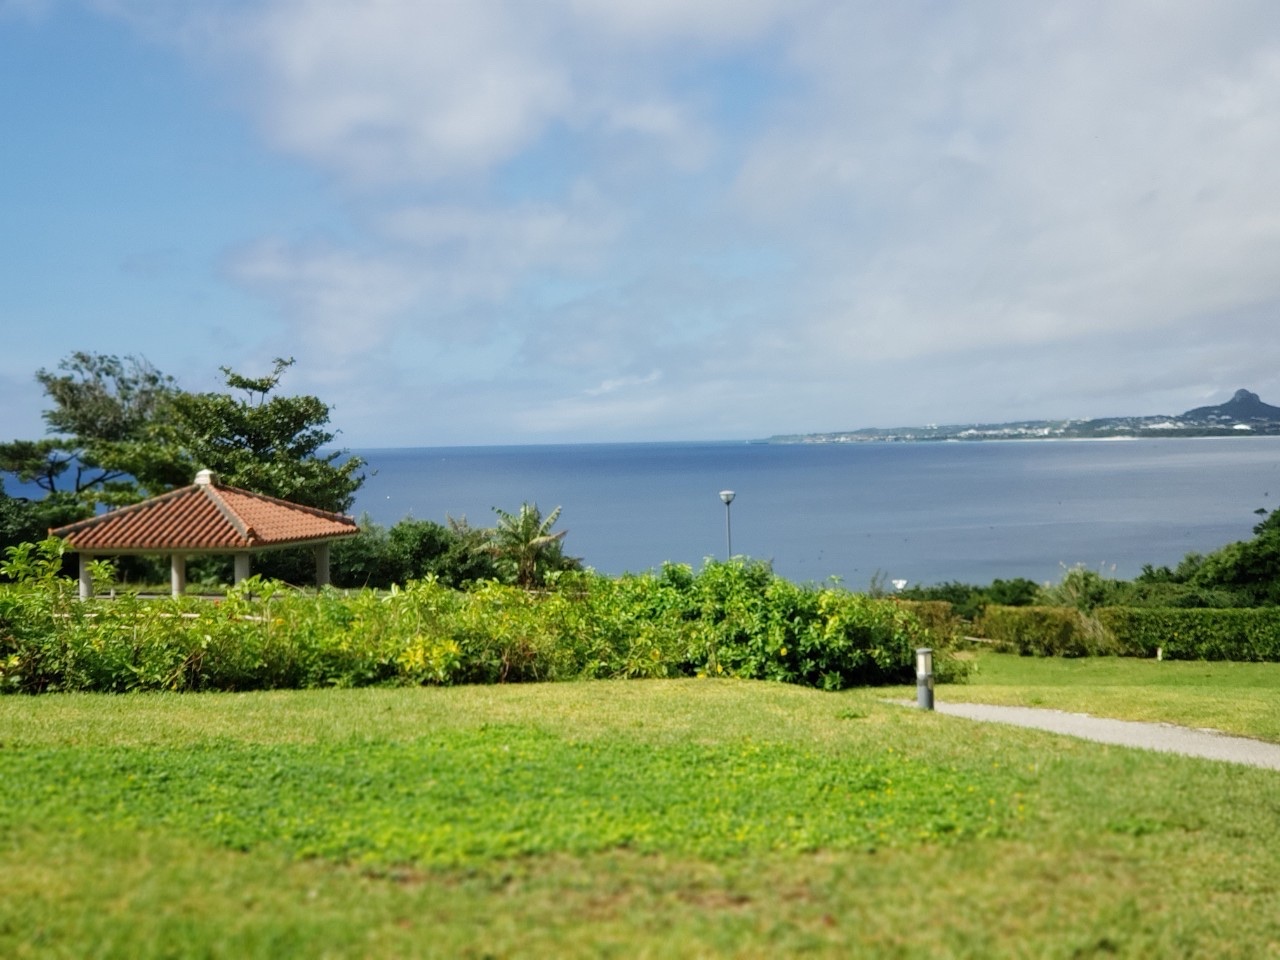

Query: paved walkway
[927,701,1280,771]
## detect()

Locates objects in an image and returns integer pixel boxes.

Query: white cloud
[563,0,796,44]
[120,0,774,187]
[63,0,1280,443]
[731,1,1280,370]
[584,370,662,397]
[375,192,618,289]
[226,238,421,357]
[234,1,575,183]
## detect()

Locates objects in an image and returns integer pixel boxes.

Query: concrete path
[928,701,1280,771]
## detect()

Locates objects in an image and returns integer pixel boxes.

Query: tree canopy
[132,357,364,512]
[0,353,365,553]
[0,352,177,505]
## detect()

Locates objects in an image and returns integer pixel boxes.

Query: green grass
[931,652,1280,742]
[2,678,1280,957]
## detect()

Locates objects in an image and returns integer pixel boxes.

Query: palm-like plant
[487,503,575,588]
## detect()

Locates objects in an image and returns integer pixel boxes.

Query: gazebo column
[78,554,94,601]
[170,554,187,598]
[234,552,251,585]
[314,541,331,588]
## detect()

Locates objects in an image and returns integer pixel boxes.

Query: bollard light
[916,647,934,711]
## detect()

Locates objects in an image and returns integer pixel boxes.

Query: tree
[0,481,53,550]
[388,517,501,587]
[1,353,366,558]
[1136,509,1280,606]
[133,358,364,513]
[987,577,1041,607]
[486,503,580,588]
[436,517,502,586]
[0,352,177,506]
[1184,508,1280,605]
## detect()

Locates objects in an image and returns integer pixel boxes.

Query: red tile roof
[51,474,360,553]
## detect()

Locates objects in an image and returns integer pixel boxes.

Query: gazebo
[50,469,360,599]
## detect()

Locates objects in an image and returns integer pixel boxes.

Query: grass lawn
[928,652,1280,743]
[2,671,1279,958]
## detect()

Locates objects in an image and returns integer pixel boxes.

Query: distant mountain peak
[770,387,1280,444]
[1183,389,1280,422]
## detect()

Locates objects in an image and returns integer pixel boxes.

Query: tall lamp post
[719,490,735,559]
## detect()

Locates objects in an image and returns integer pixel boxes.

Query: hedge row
[976,605,1118,657]
[977,604,1280,661]
[0,548,963,694]
[1095,607,1280,661]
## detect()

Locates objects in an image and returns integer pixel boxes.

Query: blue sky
[5,0,1280,447]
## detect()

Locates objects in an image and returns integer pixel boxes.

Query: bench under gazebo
[51,469,360,599]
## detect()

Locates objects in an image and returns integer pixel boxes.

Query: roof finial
[194,469,217,486]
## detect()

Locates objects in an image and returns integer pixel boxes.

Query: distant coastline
[767,388,1280,444]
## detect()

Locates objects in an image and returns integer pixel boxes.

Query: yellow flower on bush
[397,637,462,684]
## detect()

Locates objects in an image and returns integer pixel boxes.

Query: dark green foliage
[328,517,401,588]
[899,581,977,605]
[0,353,177,504]
[1137,556,1206,584]
[1109,580,1249,609]
[0,549,956,693]
[0,486,86,566]
[987,577,1041,607]
[36,353,176,444]
[387,518,453,579]
[1095,607,1280,661]
[326,516,500,589]
[392,517,501,587]
[439,515,506,586]
[898,582,987,619]
[324,508,570,591]
[2,355,365,547]
[900,578,1042,620]
[134,358,364,513]
[1180,510,1280,605]
[1135,510,1280,607]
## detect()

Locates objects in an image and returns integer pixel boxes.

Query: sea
[350,437,1280,589]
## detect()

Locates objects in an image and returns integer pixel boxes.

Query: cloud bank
[13,0,1280,444]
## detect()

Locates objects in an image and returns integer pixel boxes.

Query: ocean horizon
[7,436,1274,588]
[349,436,1280,588]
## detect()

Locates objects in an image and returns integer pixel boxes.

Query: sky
[4,0,1280,448]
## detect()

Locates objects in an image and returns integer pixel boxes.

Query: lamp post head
[719,490,736,505]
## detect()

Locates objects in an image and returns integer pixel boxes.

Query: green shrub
[1041,565,1124,613]
[986,577,1042,607]
[976,605,1118,657]
[1,548,963,693]
[1096,607,1280,661]
[1108,581,1250,609]
[894,599,962,645]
